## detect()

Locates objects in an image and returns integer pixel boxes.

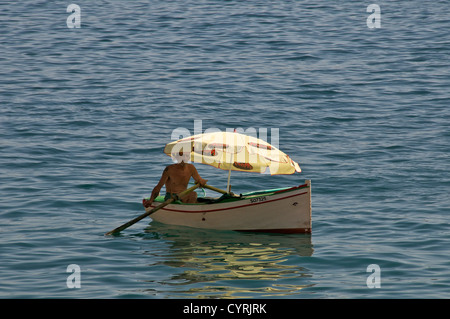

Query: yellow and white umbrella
[164,131,301,191]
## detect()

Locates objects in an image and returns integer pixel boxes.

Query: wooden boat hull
[146,180,311,234]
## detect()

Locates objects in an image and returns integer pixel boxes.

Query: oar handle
[105,183,200,236]
[203,184,237,196]
[203,184,228,194]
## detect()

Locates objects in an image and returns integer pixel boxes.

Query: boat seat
[196,197,218,203]
[197,193,239,204]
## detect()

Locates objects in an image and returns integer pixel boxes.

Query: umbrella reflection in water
[141,224,314,298]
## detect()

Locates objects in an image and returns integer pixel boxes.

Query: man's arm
[146,167,170,206]
[190,165,208,187]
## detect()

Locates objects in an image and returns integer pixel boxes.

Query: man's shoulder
[186,163,197,170]
[164,164,176,172]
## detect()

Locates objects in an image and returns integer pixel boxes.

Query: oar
[203,184,238,197]
[203,184,228,194]
[105,183,200,236]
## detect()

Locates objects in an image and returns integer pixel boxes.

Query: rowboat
[146,180,311,234]
[105,131,312,236]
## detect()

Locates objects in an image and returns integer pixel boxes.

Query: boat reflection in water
[141,222,314,298]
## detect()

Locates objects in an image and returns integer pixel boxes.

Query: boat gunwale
[148,183,310,214]
[151,183,309,205]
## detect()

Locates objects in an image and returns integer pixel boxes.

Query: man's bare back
[143,153,207,207]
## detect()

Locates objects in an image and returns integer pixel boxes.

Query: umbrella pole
[226,151,233,193]
[226,168,232,193]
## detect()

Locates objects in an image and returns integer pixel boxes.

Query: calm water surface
[1,1,449,299]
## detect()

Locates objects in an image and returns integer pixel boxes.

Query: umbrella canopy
[163,131,301,175]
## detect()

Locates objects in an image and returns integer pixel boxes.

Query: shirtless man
[143,151,208,207]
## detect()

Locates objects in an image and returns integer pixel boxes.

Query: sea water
[0,1,449,299]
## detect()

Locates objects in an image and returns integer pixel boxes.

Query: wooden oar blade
[104,183,200,236]
[105,199,174,236]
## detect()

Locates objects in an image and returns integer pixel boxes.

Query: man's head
[171,148,191,164]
